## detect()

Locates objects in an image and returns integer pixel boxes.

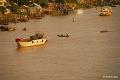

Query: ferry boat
[99,7,112,16]
[15,33,47,47]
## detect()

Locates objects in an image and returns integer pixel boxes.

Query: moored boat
[15,33,47,47]
[99,7,112,16]
[0,25,15,31]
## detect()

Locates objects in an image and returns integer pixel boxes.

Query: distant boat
[35,17,42,19]
[57,33,69,37]
[99,6,112,16]
[15,33,47,47]
[100,29,110,33]
[22,27,27,31]
[0,25,15,31]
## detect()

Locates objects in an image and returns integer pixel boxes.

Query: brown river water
[0,6,120,80]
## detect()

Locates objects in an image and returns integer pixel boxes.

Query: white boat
[15,33,47,47]
[99,7,112,16]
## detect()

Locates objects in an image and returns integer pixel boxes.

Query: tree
[18,0,29,5]
[9,0,29,5]
[64,0,78,3]
[55,0,65,3]
[10,2,18,13]
[0,7,6,14]
[35,0,47,7]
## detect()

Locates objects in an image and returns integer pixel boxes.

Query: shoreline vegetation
[0,0,120,25]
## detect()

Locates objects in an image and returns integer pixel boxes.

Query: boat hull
[16,39,47,47]
[99,12,112,16]
[99,7,112,16]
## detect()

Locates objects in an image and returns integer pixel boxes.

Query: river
[0,6,120,80]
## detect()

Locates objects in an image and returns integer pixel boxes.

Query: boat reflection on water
[16,44,46,53]
[72,9,83,22]
[77,9,83,15]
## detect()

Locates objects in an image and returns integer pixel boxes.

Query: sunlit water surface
[0,6,120,80]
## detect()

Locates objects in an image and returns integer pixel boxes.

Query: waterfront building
[0,0,7,6]
[28,3,43,17]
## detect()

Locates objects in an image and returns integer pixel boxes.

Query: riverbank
[0,2,76,24]
[0,2,119,25]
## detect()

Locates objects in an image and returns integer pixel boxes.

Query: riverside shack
[28,3,43,18]
[0,0,6,6]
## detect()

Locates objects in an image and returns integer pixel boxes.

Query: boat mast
[101,0,104,7]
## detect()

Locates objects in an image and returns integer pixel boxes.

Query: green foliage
[18,0,29,5]
[37,0,46,4]
[0,7,6,13]
[55,0,65,3]
[64,0,78,3]
[77,3,94,8]
[54,0,79,4]
[9,0,29,6]
[10,2,19,13]
[95,0,103,6]
[36,0,47,7]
